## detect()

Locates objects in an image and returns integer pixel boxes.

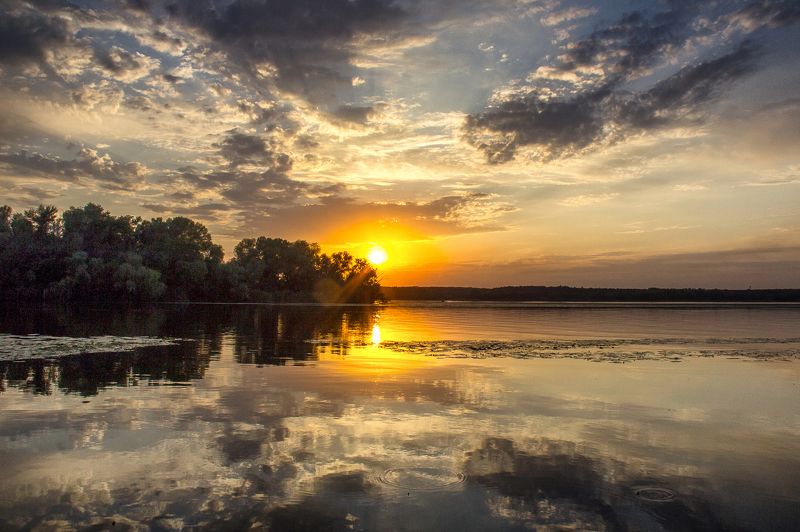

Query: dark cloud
[123,93,156,112]
[465,86,612,163]
[215,132,293,170]
[329,105,380,125]
[730,0,800,29]
[465,0,769,164]
[235,101,298,130]
[124,0,151,12]
[170,163,321,213]
[218,170,303,205]
[94,46,142,74]
[167,190,195,201]
[164,0,408,104]
[161,72,181,84]
[0,9,70,68]
[618,43,758,129]
[293,134,320,149]
[554,7,699,79]
[0,148,146,190]
[148,29,183,48]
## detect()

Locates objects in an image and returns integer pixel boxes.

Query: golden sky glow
[0,0,799,287]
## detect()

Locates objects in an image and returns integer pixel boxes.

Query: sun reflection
[371,323,381,345]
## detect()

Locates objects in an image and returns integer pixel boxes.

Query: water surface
[1,303,798,530]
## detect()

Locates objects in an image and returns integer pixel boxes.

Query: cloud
[0,147,147,190]
[617,44,757,129]
[465,39,759,163]
[464,85,611,163]
[673,183,708,192]
[463,3,709,163]
[0,180,61,204]
[329,105,381,125]
[135,29,186,55]
[164,0,409,105]
[93,45,160,82]
[71,80,126,112]
[0,8,71,68]
[123,0,151,13]
[462,0,800,164]
[725,0,800,32]
[558,193,618,207]
[215,131,293,170]
[234,192,515,243]
[539,6,598,27]
[172,166,303,203]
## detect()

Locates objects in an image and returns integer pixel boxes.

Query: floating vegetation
[367,338,800,363]
[0,334,189,361]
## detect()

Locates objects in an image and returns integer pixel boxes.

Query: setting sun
[367,246,388,265]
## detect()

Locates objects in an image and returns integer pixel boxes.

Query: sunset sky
[1,0,799,287]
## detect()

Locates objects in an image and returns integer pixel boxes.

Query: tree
[0,205,11,234]
[233,237,321,299]
[10,212,33,235]
[112,253,166,302]
[24,205,60,239]
[0,202,382,303]
[62,203,138,259]
[136,216,223,300]
[0,206,67,300]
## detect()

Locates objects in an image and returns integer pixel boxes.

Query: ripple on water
[378,467,466,491]
[635,486,676,502]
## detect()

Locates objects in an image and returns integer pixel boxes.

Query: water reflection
[0,304,799,530]
[229,306,373,364]
[372,323,381,345]
[465,437,720,531]
[0,305,377,395]
[0,342,209,396]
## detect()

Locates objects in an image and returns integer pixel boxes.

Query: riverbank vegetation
[381,286,800,302]
[0,204,381,303]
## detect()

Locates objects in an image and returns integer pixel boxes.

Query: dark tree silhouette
[0,203,384,304]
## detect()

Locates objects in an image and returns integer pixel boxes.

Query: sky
[1,0,799,288]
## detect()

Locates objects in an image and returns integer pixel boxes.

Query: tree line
[0,203,382,303]
[381,285,800,302]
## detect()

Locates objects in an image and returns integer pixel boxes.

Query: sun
[367,246,388,266]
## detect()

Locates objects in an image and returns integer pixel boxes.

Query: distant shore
[381,286,800,302]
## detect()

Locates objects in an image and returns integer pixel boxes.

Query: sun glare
[367,246,388,265]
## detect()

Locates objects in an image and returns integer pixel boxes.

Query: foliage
[0,203,382,304]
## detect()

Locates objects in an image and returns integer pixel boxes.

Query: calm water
[1,303,799,531]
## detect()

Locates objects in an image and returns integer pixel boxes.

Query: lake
[1,303,799,531]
